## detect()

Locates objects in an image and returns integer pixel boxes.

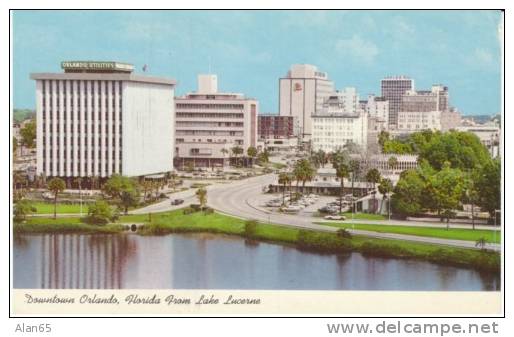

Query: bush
[296,230,351,252]
[83,200,116,225]
[359,241,411,258]
[336,228,352,239]
[244,220,259,239]
[203,207,214,214]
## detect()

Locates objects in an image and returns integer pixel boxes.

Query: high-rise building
[174,74,258,169]
[381,76,414,128]
[31,61,176,184]
[279,64,334,140]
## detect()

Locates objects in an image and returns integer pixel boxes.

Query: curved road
[207,174,501,252]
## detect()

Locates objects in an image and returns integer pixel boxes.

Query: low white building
[312,112,368,153]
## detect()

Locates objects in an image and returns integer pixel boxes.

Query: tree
[293,159,315,194]
[475,158,501,219]
[13,137,18,158]
[388,156,399,172]
[47,177,65,219]
[196,187,207,209]
[120,189,139,214]
[231,146,244,167]
[349,159,360,199]
[365,168,381,213]
[247,146,258,167]
[425,162,467,229]
[221,148,229,167]
[278,172,290,205]
[377,130,390,149]
[14,199,36,222]
[20,120,36,148]
[330,149,350,213]
[392,169,425,217]
[85,200,117,225]
[311,149,327,168]
[257,150,269,166]
[378,178,393,218]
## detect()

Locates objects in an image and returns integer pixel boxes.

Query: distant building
[381,76,414,128]
[365,94,389,127]
[441,108,462,132]
[174,74,258,169]
[311,94,368,153]
[279,64,335,140]
[31,61,176,185]
[456,123,500,158]
[258,114,295,139]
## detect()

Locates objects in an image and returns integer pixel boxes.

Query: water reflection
[13,233,500,290]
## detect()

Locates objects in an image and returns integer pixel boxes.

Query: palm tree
[365,168,381,213]
[48,177,65,219]
[278,172,290,205]
[196,187,207,209]
[74,177,83,215]
[247,146,258,167]
[231,146,244,167]
[220,148,229,168]
[349,159,360,199]
[335,162,350,213]
[378,178,393,218]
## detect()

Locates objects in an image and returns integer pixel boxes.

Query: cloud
[335,35,379,64]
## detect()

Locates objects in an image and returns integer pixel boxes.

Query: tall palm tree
[247,146,258,168]
[335,163,349,213]
[365,168,381,213]
[278,172,290,205]
[388,156,399,173]
[48,177,65,219]
[349,159,360,199]
[378,178,393,218]
[220,148,229,168]
[74,177,83,215]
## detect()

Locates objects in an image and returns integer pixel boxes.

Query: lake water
[13,233,500,290]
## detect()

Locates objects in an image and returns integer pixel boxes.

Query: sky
[12,10,502,115]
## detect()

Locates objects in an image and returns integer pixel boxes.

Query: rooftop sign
[61,61,134,72]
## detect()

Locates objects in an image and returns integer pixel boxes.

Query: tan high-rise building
[279,64,334,140]
[174,74,258,169]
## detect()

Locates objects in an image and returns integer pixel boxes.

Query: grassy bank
[340,212,387,220]
[321,222,501,243]
[14,208,500,274]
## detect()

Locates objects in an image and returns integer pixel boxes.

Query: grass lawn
[14,208,500,274]
[33,202,88,214]
[322,222,501,244]
[341,212,387,220]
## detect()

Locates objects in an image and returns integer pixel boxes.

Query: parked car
[171,199,184,205]
[324,215,346,220]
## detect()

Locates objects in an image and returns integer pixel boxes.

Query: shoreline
[13,208,501,276]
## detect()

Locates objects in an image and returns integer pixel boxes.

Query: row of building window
[176,103,244,110]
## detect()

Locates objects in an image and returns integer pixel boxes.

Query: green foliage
[377,130,390,148]
[20,120,36,148]
[14,200,36,222]
[84,200,117,225]
[336,228,352,239]
[103,174,138,199]
[13,137,18,155]
[365,168,381,187]
[475,158,501,217]
[244,220,259,239]
[392,170,425,216]
[48,177,66,219]
[378,178,393,196]
[360,241,411,258]
[296,230,352,252]
[195,187,207,208]
[293,159,316,190]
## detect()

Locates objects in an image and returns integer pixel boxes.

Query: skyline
[13,10,503,115]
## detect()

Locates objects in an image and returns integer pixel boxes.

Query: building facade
[279,64,335,140]
[258,114,295,139]
[31,61,176,183]
[175,74,258,169]
[311,113,368,153]
[381,76,414,128]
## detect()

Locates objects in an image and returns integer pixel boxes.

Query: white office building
[279,64,335,140]
[31,61,176,184]
[175,74,258,169]
[311,94,368,153]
